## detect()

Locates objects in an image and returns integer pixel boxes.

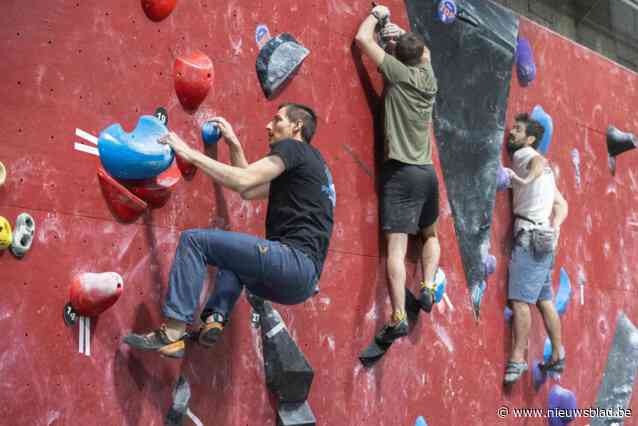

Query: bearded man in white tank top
[502,113,569,385]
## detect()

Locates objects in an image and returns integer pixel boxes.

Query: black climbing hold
[257,298,314,402]
[256,33,309,99]
[606,125,636,157]
[277,401,317,426]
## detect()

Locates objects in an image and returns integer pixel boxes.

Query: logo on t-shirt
[321,166,336,208]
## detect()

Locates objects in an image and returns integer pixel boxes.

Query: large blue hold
[530,105,554,155]
[98,115,173,180]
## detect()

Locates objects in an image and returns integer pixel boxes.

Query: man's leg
[418,223,440,311]
[375,232,409,343]
[124,228,316,356]
[386,232,408,318]
[510,300,531,363]
[537,299,565,369]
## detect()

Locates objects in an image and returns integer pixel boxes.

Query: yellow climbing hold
[0,216,12,250]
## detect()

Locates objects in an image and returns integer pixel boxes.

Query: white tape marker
[75,128,98,145]
[74,143,99,156]
[186,408,204,426]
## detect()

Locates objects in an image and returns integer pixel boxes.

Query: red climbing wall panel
[0,0,637,424]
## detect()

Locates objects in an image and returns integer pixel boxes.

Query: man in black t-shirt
[124,103,335,358]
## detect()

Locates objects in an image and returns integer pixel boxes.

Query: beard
[507,136,525,156]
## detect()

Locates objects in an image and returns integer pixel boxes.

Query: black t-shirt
[266,139,335,275]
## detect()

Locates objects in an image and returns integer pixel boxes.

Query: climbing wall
[1,0,637,425]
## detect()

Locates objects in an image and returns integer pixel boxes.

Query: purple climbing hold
[516,36,536,87]
[548,385,577,425]
[436,0,458,24]
[484,254,496,277]
[496,165,511,191]
[504,306,512,323]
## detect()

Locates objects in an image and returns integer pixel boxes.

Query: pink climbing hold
[174,51,214,111]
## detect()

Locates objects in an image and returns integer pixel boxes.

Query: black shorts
[381,160,439,235]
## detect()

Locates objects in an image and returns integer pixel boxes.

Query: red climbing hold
[141,0,177,22]
[122,159,181,208]
[69,272,123,317]
[175,156,197,180]
[174,51,214,111]
[97,166,148,222]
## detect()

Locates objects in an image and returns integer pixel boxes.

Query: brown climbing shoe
[123,325,185,359]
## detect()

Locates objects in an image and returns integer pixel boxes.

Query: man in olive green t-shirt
[355,4,441,343]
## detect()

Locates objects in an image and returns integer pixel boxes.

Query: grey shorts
[508,233,555,304]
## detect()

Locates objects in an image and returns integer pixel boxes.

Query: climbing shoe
[375,311,409,345]
[198,312,226,348]
[123,325,185,359]
[503,361,528,385]
[419,281,436,313]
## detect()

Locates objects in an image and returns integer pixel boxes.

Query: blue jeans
[162,229,319,324]
[508,231,555,304]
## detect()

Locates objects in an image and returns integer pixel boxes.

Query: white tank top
[511,147,556,231]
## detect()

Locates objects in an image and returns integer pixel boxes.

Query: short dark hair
[279,103,317,143]
[515,113,545,149]
[395,32,426,66]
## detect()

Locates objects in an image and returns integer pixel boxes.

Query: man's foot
[503,360,528,385]
[419,281,435,313]
[198,312,226,348]
[375,311,409,345]
[539,356,565,374]
[123,325,185,359]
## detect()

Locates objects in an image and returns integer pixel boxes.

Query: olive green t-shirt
[379,54,437,165]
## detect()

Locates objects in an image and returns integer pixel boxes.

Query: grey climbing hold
[591,313,638,425]
[10,213,35,258]
[277,401,316,426]
[256,33,309,99]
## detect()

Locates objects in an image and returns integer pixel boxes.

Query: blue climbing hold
[471,281,487,320]
[433,267,447,304]
[530,105,553,155]
[98,115,173,180]
[415,416,428,426]
[555,267,572,316]
[543,337,552,364]
[201,121,222,145]
[548,385,577,425]
[516,37,536,87]
[436,0,457,24]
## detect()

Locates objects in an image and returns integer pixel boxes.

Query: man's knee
[421,223,438,241]
[179,229,205,247]
[510,300,530,313]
